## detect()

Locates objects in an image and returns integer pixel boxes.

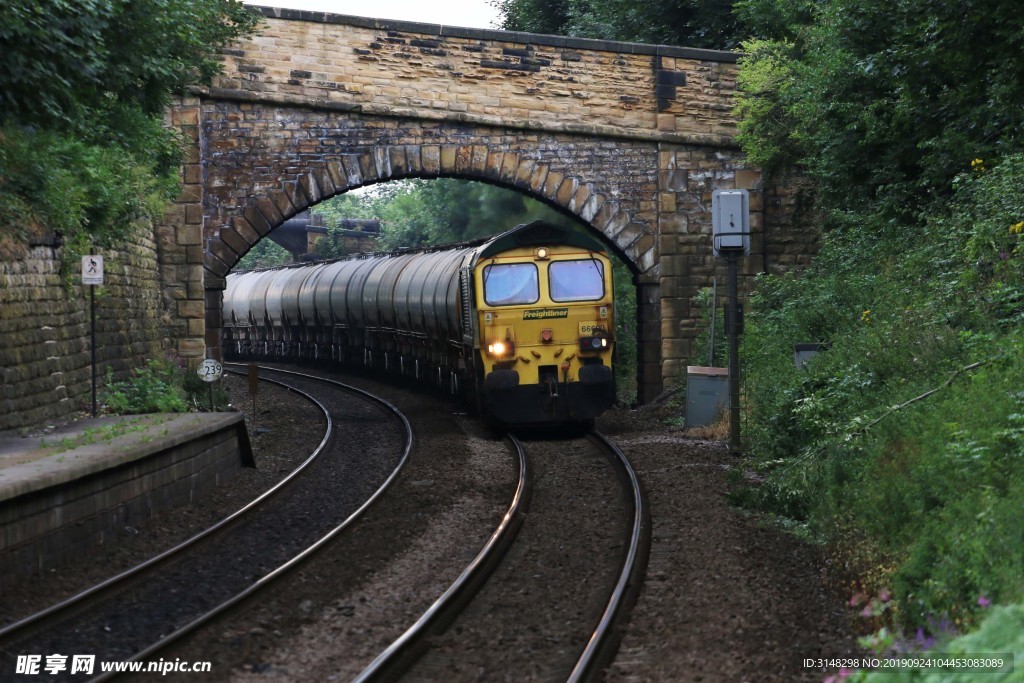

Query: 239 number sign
[197,358,223,383]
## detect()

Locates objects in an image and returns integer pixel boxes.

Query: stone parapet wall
[0,227,166,432]
[214,9,738,145]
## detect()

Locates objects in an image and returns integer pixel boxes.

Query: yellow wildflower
[1011,221,1024,235]
[861,309,872,324]
[971,158,985,172]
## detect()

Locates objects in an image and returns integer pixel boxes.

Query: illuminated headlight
[487,340,514,357]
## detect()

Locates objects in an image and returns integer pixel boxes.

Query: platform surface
[0,412,245,503]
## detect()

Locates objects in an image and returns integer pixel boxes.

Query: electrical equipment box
[712,188,750,256]
[685,365,729,427]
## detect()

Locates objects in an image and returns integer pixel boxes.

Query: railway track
[356,429,650,683]
[0,368,412,681]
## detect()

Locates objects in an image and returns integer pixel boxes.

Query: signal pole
[711,189,749,455]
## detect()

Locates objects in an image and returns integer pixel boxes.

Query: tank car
[223,220,617,425]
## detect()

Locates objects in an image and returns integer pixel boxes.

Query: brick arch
[204,145,652,278]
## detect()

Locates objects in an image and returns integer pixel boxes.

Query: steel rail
[567,431,651,683]
[353,429,648,683]
[352,432,531,683]
[90,364,415,680]
[0,371,333,642]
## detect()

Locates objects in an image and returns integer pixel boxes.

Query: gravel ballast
[0,369,858,681]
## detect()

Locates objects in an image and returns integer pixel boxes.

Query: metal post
[90,284,97,418]
[726,252,741,453]
[248,362,259,433]
[708,277,717,366]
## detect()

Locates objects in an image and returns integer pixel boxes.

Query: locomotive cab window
[482,263,540,306]
[549,259,605,302]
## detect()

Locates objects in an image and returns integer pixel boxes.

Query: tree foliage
[312,178,577,252]
[735,0,1024,227]
[494,0,741,50]
[0,0,260,271]
[1,0,259,132]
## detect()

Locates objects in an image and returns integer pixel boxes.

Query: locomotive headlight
[488,340,515,357]
[535,247,549,260]
[487,327,516,359]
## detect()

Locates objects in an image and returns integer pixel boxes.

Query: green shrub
[0,125,176,278]
[1,0,260,277]
[104,360,188,414]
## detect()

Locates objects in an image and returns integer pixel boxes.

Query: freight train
[222,220,617,425]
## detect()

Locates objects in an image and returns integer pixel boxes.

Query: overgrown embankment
[732,0,1024,666]
[737,156,1024,662]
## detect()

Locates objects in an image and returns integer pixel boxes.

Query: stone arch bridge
[159,6,814,403]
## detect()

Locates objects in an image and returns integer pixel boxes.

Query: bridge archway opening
[221,173,644,404]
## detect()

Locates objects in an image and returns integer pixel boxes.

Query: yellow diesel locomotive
[223,220,617,425]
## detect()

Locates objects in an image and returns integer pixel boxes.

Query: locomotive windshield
[549,259,605,302]
[483,263,539,306]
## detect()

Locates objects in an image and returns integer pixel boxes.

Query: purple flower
[879,588,891,603]
[978,594,991,608]
[914,628,937,650]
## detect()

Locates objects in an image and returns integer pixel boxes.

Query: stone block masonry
[0,225,167,432]
[223,8,738,145]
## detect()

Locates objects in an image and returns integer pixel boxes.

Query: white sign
[82,255,104,285]
[197,358,223,383]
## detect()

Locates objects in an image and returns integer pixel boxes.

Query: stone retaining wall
[0,226,166,431]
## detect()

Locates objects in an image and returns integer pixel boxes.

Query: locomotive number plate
[579,322,606,336]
